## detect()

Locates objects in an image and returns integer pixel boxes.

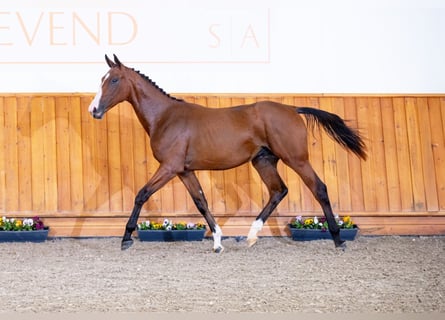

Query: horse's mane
[131,68,184,102]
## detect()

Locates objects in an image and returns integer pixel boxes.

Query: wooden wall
[1,94,444,237]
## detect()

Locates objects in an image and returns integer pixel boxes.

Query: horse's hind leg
[247,148,288,247]
[178,171,224,253]
[287,159,345,248]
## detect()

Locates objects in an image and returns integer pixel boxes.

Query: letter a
[241,24,259,48]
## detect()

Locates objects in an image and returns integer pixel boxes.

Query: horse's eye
[111,78,119,84]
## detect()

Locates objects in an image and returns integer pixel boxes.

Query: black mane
[131,68,184,102]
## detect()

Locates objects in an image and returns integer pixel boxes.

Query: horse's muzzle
[91,108,104,120]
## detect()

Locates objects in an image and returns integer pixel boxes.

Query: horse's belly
[186,145,256,171]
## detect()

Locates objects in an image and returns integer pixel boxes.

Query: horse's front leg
[121,166,176,250]
[178,171,224,253]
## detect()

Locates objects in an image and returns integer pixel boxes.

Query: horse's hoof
[121,239,134,251]
[213,246,224,254]
[246,237,257,248]
[335,240,346,251]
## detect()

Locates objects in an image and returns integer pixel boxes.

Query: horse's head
[88,54,131,119]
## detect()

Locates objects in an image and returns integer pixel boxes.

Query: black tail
[297,107,367,160]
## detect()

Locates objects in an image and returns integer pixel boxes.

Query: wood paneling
[1,94,444,237]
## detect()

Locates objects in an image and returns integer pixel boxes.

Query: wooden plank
[392,97,414,211]
[343,97,364,212]
[332,97,352,211]
[369,98,389,211]
[86,95,111,212]
[16,96,32,211]
[405,97,427,211]
[42,214,445,237]
[4,97,19,212]
[68,96,85,211]
[30,97,45,212]
[429,98,445,210]
[356,97,377,211]
[43,97,58,212]
[416,97,439,211]
[0,97,5,212]
[380,98,401,211]
[106,107,123,212]
[80,96,99,212]
[118,103,136,212]
[55,97,72,211]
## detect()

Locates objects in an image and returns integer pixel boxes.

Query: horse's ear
[105,54,115,68]
[113,54,122,68]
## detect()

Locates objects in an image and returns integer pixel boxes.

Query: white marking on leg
[247,219,263,247]
[212,224,223,252]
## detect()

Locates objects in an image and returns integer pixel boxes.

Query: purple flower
[33,216,45,230]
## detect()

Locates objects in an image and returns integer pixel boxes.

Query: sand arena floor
[0,235,443,313]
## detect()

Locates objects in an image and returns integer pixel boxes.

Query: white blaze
[88,86,102,114]
[88,72,110,114]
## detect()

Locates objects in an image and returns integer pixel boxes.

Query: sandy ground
[0,235,443,313]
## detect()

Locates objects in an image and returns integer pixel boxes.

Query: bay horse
[89,54,367,252]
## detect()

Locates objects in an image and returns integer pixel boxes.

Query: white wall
[0,0,444,93]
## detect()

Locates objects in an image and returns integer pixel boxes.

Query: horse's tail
[297,107,367,160]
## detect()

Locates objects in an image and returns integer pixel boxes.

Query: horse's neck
[128,81,176,136]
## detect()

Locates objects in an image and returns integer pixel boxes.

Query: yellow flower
[342,216,353,228]
[304,218,314,226]
[153,223,163,230]
[15,220,23,228]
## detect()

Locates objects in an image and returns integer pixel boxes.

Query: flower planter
[0,228,49,243]
[137,228,206,242]
[289,225,358,241]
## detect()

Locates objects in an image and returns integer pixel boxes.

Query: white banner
[0,0,444,93]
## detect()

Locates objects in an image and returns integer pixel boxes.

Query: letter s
[208,24,220,48]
